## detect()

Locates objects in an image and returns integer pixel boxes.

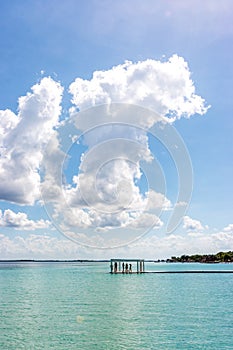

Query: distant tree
[223,253,231,262]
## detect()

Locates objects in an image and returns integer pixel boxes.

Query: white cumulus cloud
[69,54,209,121]
[183,215,205,232]
[0,77,63,205]
[61,56,209,237]
[223,224,233,233]
[0,209,50,231]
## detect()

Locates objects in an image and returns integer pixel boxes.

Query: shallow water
[0,262,233,349]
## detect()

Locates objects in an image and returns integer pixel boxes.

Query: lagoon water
[1,261,233,349]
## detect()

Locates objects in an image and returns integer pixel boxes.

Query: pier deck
[110,270,233,274]
[110,258,233,274]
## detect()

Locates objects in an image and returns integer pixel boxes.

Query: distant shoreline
[1,253,233,264]
[164,251,233,264]
[0,259,199,263]
[0,259,110,263]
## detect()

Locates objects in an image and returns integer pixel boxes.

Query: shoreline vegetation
[1,251,233,263]
[162,251,233,264]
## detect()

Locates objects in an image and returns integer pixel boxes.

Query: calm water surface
[0,262,233,349]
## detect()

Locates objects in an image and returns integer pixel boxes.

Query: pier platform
[110,259,145,274]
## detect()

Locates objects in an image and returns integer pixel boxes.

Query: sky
[0,0,232,260]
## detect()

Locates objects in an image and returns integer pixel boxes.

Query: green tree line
[167,251,233,263]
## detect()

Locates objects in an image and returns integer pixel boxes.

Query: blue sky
[0,0,232,259]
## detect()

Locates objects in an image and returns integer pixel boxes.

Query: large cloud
[58,55,206,238]
[40,56,209,243]
[69,54,209,121]
[0,77,63,205]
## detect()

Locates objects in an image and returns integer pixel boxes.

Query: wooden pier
[110,259,145,274]
[110,259,233,274]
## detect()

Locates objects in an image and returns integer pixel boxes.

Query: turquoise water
[1,262,233,349]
